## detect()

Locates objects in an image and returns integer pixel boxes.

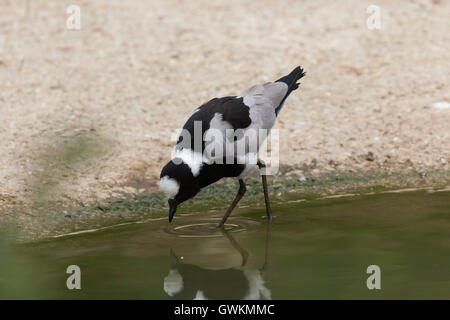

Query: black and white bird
[160,66,305,226]
[164,225,272,300]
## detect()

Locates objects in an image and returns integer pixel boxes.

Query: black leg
[218,179,246,228]
[220,228,249,267]
[261,221,271,273]
[257,160,273,221]
[169,249,179,268]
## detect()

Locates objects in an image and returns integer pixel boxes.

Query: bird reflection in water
[163,222,272,300]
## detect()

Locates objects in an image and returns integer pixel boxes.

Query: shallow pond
[1,189,449,299]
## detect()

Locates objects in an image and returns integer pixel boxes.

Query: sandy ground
[0,0,449,222]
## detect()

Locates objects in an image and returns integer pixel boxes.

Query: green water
[1,190,449,299]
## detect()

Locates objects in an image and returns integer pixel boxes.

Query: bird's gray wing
[204,98,254,164]
[176,97,250,151]
[239,82,288,111]
[206,82,288,163]
[238,82,288,132]
[176,97,252,164]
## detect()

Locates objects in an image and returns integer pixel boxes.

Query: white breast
[163,269,184,297]
[160,176,180,198]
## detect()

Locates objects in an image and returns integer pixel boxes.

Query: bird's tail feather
[274,66,305,115]
[276,66,305,93]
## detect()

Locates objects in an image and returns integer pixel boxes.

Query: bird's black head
[160,159,200,222]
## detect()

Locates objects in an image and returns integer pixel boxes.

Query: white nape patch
[163,269,183,297]
[160,176,180,198]
[432,101,450,110]
[193,290,207,300]
[175,148,204,177]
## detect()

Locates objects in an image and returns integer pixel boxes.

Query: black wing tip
[292,65,305,75]
[291,66,306,82]
[292,66,306,90]
[276,66,306,89]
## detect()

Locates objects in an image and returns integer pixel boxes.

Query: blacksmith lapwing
[160,66,305,226]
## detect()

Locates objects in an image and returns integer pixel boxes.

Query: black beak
[168,199,177,222]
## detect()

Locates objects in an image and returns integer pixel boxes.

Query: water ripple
[163,216,259,238]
